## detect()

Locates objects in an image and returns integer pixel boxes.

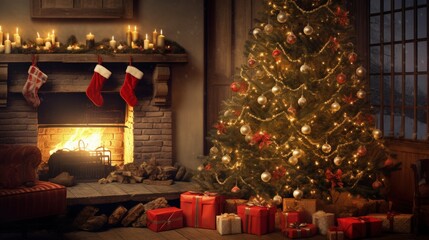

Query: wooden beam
[152,64,171,106]
[0,54,188,63]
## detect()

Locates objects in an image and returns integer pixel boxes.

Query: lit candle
[36,32,43,46]
[152,29,158,46]
[51,30,56,44]
[45,41,52,49]
[0,44,4,53]
[45,33,52,44]
[148,43,154,49]
[132,25,138,42]
[14,27,21,47]
[67,45,73,51]
[0,26,3,45]
[86,32,95,49]
[157,29,165,48]
[126,25,132,46]
[144,33,149,50]
[4,33,11,54]
[109,36,116,49]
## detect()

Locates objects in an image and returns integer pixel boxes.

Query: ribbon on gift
[152,211,182,231]
[289,222,310,238]
[328,226,342,240]
[243,207,251,233]
[219,213,239,234]
[386,212,399,232]
[246,196,270,207]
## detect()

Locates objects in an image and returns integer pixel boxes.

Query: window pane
[405,75,415,106]
[370,75,381,105]
[384,14,392,42]
[418,0,427,5]
[405,10,414,40]
[405,43,414,72]
[371,0,381,13]
[418,7,427,38]
[418,75,427,107]
[394,75,402,106]
[418,41,427,71]
[394,12,402,41]
[370,16,381,44]
[405,109,413,139]
[405,0,414,8]
[384,45,391,73]
[384,0,391,11]
[417,109,427,140]
[394,44,402,72]
[370,46,381,73]
[383,109,391,137]
[394,107,402,137]
[384,76,391,105]
[394,0,402,10]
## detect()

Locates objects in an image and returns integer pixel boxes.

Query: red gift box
[337,216,382,239]
[180,191,221,229]
[237,204,276,236]
[280,211,303,232]
[285,223,318,238]
[146,207,183,232]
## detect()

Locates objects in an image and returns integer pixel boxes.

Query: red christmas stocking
[120,65,144,106]
[22,65,48,107]
[86,64,112,107]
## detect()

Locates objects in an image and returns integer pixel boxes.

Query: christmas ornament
[230,82,241,92]
[348,52,357,63]
[288,156,299,166]
[325,169,344,188]
[300,63,311,73]
[271,85,281,95]
[293,187,303,199]
[372,180,382,189]
[240,125,251,135]
[23,64,48,107]
[286,32,297,44]
[288,106,297,115]
[210,146,219,154]
[251,131,272,149]
[357,145,367,156]
[264,24,273,34]
[372,129,382,139]
[197,165,204,171]
[245,134,253,142]
[301,124,311,135]
[255,69,265,79]
[298,95,307,106]
[272,48,281,57]
[231,185,241,193]
[272,194,283,205]
[322,143,332,153]
[336,72,346,84]
[331,101,341,112]
[224,109,233,117]
[356,89,366,99]
[253,28,262,38]
[121,65,144,107]
[384,158,394,167]
[355,66,366,77]
[86,64,112,107]
[248,54,257,68]
[221,154,231,164]
[205,164,212,171]
[333,156,343,166]
[257,95,267,105]
[303,24,314,35]
[214,122,226,134]
[261,171,272,182]
[277,11,288,23]
[292,149,302,158]
[273,166,286,180]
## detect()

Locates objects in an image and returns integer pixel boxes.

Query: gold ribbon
[219,213,239,234]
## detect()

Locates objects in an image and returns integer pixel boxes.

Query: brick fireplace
[0,54,187,168]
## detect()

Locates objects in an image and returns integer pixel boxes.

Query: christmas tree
[195,0,400,204]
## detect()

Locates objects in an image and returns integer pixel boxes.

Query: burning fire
[49,128,106,155]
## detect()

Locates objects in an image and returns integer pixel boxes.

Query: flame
[49,128,106,155]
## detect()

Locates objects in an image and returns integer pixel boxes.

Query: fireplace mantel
[0,53,188,106]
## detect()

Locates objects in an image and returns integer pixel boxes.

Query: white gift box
[312,210,335,235]
[216,213,242,235]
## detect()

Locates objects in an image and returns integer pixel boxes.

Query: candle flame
[0,26,2,31]
[145,33,148,39]
[112,36,115,40]
[154,29,157,33]
[160,29,163,35]
[6,33,9,40]
[52,29,55,34]
[37,32,40,38]
[134,25,137,31]
[128,25,131,30]
[16,27,19,34]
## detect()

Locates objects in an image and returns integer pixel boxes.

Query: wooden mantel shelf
[0,53,188,63]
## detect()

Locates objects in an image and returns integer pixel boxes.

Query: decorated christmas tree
[195,0,400,204]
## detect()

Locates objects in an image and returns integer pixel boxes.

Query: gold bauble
[264,23,274,34]
[240,124,252,135]
[333,156,343,166]
[277,11,288,23]
[301,124,311,135]
[210,146,219,154]
[303,24,314,35]
[300,63,311,73]
[322,143,332,153]
[257,95,267,105]
[298,95,307,106]
[261,171,272,182]
[292,149,302,158]
[252,28,262,38]
[272,85,281,95]
[272,194,283,205]
[356,89,366,99]
[288,156,299,165]
[245,134,253,142]
[372,129,382,139]
[221,154,231,164]
[293,187,304,199]
[356,66,366,77]
[331,101,341,112]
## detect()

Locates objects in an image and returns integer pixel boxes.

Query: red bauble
[272,48,281,57]
[348,52,357,63]
[384,158,394,167]
[357,145,367,157]
[248,57,257,68]
[372,180,383,189]
[336,72,347,84]
[230,82,241,92]
[286,32,297,44]
[231,185,241,193]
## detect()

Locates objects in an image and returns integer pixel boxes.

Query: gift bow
[246,196,270,207]
[221,213,239,219]
[250,131,272,149]
[325,169,344,189]
[289,222,308,229]
[335,6,350,26]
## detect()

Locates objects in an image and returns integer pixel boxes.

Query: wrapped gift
[280,211,303,232]
[237,204,276,236]
[283,198,321,223]
[224,199,248,213]
[216,213,241,235]
[337,216,382,239]
[146,207,183,232]
[180,191,221,229]
[367,213,413,233]
[312,210,335,235]
[285,223,318,238]
[327,227,344,240]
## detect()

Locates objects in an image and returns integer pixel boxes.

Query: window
[369,0,428,140]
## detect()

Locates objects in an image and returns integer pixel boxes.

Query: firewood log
[121,203,145,227]
[143,197,169,211]
[81,214,107,231]
[73,206,99,229]
[175,165,186,180]
[131,213,147,228]
[108,205,127,225]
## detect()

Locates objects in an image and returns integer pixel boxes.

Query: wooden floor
[66,181,200,205]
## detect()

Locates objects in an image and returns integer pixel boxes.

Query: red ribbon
[330,37,340,51]
[250,131,272,149]
[335,6,350,26]
[325,169,343,189]
[213,122,226,134]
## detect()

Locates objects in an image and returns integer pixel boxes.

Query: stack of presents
[145,191,413,239]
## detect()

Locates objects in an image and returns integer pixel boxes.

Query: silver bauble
[288,156,299,166]
[272,194,283,205]
[221,154,231,164]
[292,149,302,158]
[277,11,288,23]
[298,96,307,106]
[333,156,343,166]
[245,134,253,142]
[303,24,314,35]
[253,28,262,38]
[322,143,332,153]
[210,146,219,154]
[300,63,311,73]
[261,171,272,182]
[301,124,311,135]
[355,66,366,77]
[372,129,382,139]
[197,165,204,171]
[331,101,341,112]
[240,124,252,135]
[293,187,304,199]
[271,85,281,95]
[264,23,274,34]
[257,95,267,105]
[356,89,366,99]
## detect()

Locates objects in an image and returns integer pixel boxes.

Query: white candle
[152,29,158,46]
[126,25,132,46]
[144,33,149,50]
[14,27,21,47]
[51,30,56,44]
[0,44,4,53]
[148,43,154,49]
[0,26,3,45]
[157,29,165,48]
[4,33,11,54]
[132,25,138,41]
[67,45,73,51]
[36,32,43,46]
[45,33,52,44]
[109,36,116,49]
[45,41,52,49]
